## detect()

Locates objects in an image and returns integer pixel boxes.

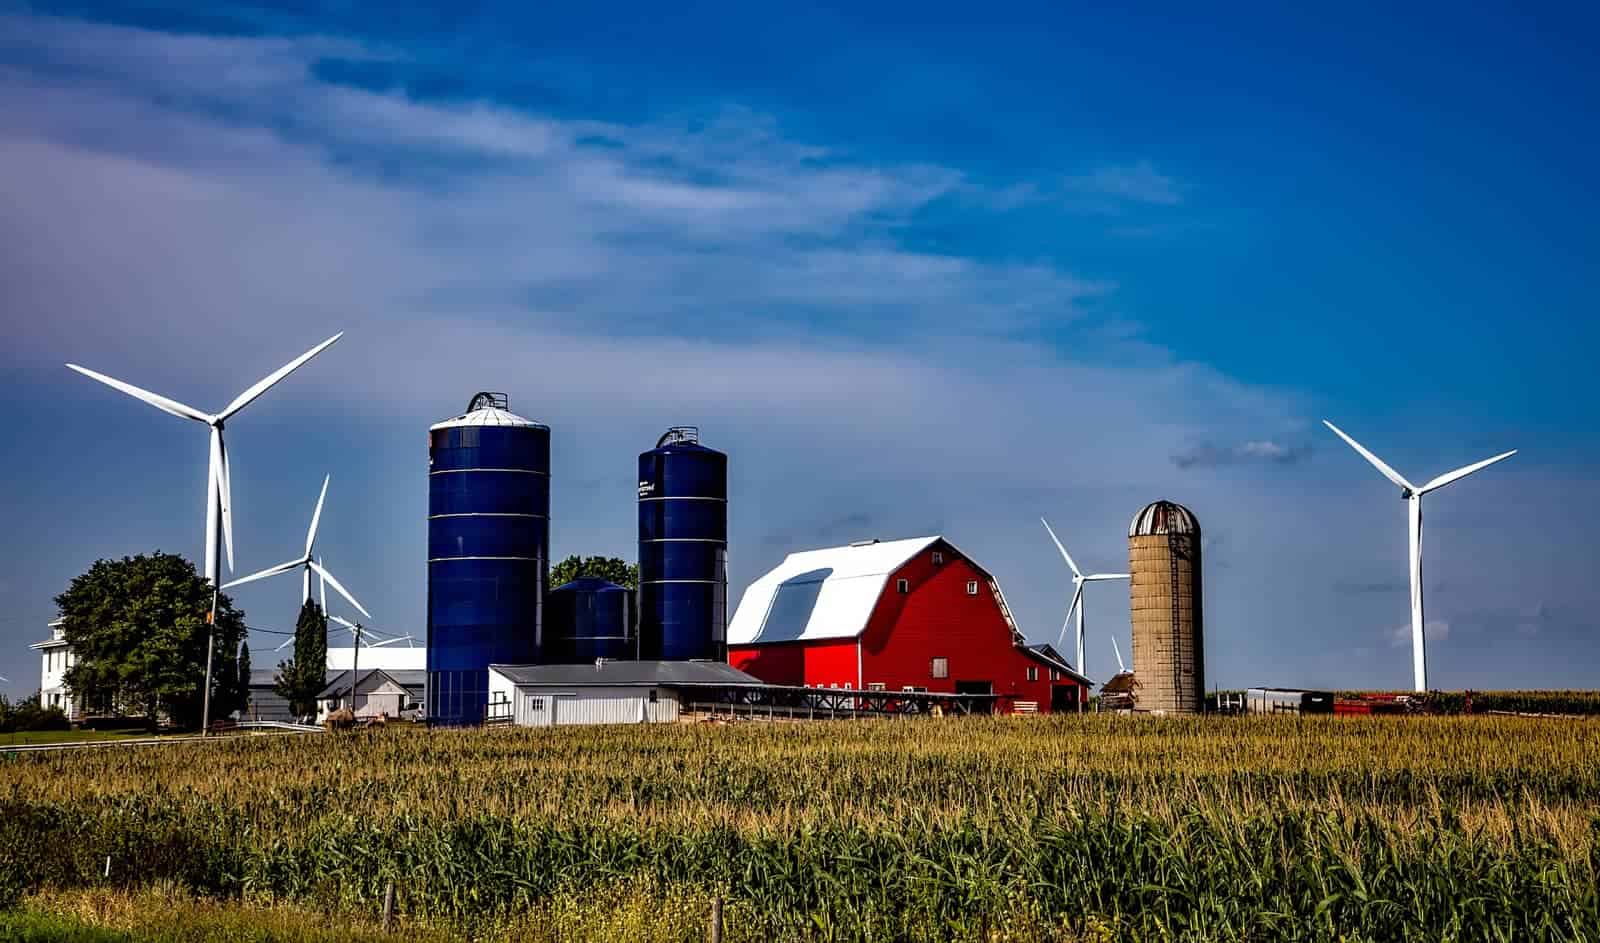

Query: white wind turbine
[223,475,371,620]
[1041,518,1130,678]
[66,334,342,589]
[1324,420,1516,693]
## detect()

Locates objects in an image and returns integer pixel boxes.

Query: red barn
[727,536,1089,713]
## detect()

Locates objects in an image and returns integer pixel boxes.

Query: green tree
[56,552,245,730]
[228,640,253,719]
[550,554,638,589]
[274,600,327,720]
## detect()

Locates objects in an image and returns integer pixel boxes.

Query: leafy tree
[56,552,245,730]
[274,600,327,721]
[550,554,638,589]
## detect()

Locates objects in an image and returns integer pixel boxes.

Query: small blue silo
[426,392,549,724]
[545,577,634,663]
[637,427,727,661]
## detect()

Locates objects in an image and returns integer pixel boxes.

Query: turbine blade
[66,364,210,423]
[220,558,301,590]
[275,637,294,652]
[1039,518,1082,577]
[318,557,327,612]
[310,561,370,619]
[1418,450,1517,495]
[1085,573,1131,581]
[305,475,330,556]
[218,333,343,420]
[1323,420,1415,492]
[328,614,357,629]
[214,431,234,573]
[1111,636,1126,674]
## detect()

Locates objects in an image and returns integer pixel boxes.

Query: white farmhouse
[29,619,79,720]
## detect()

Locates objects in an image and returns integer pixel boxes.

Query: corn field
[3,715,1599,941]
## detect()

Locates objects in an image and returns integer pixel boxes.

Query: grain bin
[637,427,727,661]
[1128,500,1205,713]
[426,392,549,724]
[545,577,634,663]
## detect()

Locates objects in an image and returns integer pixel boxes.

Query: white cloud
[1390,620,1450,647]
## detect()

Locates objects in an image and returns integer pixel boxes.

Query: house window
[897,579,909,594]
[931,657,948,679]
[966,580,979,595]
[931,551,943,565]
[868,682,886,692]
[1026,667,1039,682]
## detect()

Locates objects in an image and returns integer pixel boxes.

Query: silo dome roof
[1129,500,1200,537]
[429,407,543,431]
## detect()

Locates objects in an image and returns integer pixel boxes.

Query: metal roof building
[727,537,1089,713]
[487,660,760,727]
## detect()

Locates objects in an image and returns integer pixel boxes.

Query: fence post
[710,896,724,943]
[382,880,395,931]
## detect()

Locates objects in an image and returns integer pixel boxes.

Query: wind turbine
[66,333,342,588]
[1041,518,1130,677]
[1323,420,1516,692]
[223,475,371,619]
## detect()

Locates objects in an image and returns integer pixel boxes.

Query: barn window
[931,551,943,565]
[1026,667,1039,682]
[897,579,909,594]
[931,657,948,679]
[1050,669,1059,681]
[648,689,658,703]
[868,682,886,691]
[966,580,979,595]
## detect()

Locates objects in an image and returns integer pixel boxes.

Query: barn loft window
[966,580,979,595]
[931,551,943,565]
[1026,666,1039,682]
[931,657,948,679]
[897,579,909,594]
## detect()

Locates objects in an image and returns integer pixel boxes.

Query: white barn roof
[729,536,1027,646]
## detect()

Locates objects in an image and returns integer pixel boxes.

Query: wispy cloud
[1390,620,1450,647]
[1172,440,1313,470]
[1068,160,1182,206]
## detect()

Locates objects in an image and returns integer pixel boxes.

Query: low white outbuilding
[487,660,760,727]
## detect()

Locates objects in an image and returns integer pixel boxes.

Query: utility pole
[201,589,218,735]
[347,622,362,714]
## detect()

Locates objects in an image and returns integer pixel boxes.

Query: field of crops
[3,715,1599,941]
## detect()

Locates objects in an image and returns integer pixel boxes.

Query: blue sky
[2,1,1596,693]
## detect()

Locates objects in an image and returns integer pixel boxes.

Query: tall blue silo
[637,427,727,661]
[426,392,549,724]
[545,577,634,663]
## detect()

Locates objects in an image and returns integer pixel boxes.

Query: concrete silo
[1128,500,1205,713]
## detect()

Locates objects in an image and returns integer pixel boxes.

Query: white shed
[317,669,425,721]
[487,660,761,727]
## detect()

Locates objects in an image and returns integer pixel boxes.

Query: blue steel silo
[427,392,549,723]
[545,577,634,663]
[638,427,727,661]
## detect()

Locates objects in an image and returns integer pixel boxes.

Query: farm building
[1244,688,1334,715]
[487,660,761,726]
[727,537,1091,713]
[317,669,425,721]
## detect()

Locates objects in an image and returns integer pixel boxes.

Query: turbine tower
[1323,420,1515,692]
[66,333,342,588]
[223,475,371,619]
[1041,518,1130,677]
